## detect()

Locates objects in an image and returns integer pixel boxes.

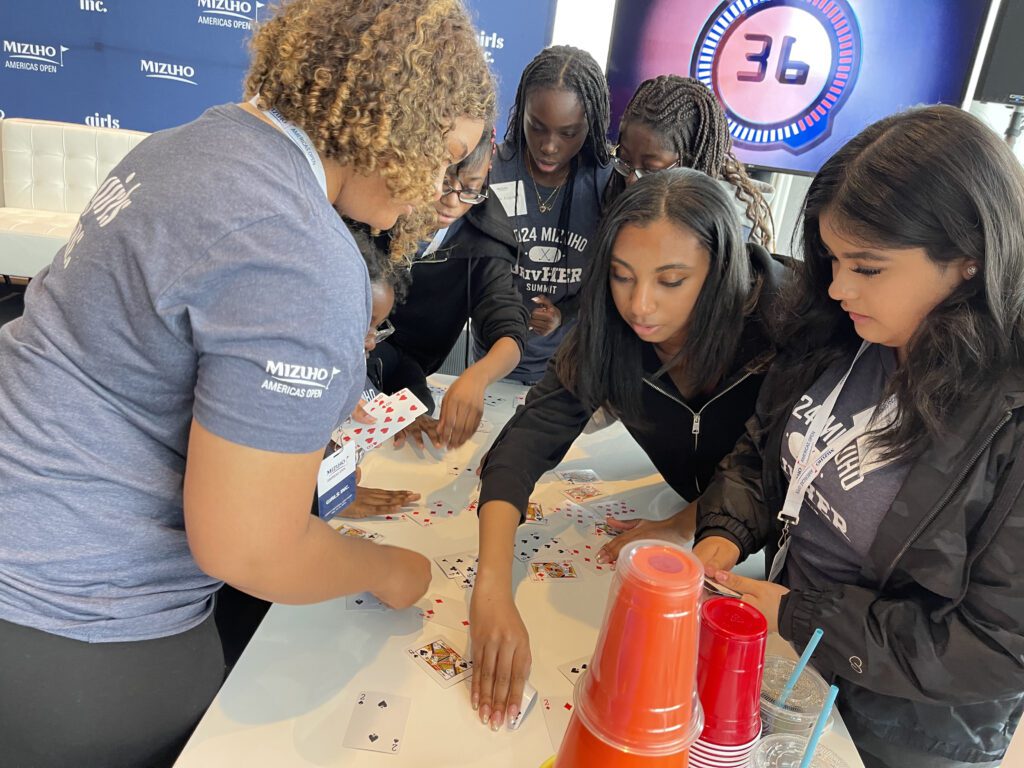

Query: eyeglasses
[441,177,489,205]
[611,146,681,180]
[368,318,395,345]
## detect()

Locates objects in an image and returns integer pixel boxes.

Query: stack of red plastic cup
[689,596,768,767]
[554,540,705,767]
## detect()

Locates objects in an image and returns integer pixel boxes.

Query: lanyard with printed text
[768,341,896,582]
[257,100,328,197]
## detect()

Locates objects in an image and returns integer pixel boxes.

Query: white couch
[0,118,148,279]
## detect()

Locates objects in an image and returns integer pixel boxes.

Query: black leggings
[0,612,224,768]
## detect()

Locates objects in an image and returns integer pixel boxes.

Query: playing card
[589,498,639,518]
[415,593,471,632]
[564,542,614,575]
[342,389,427,453]
[345,592,387,611]
[555,469,602,484]
[404,509,435,527]
[524,501,547,525]
[508,681,539,731]
[514,392,527,407]
[563,484,602,503]
[329,521,384,541]
[445,462,478,477]
[558,656,591,685]
[483,392,506,407]
[542,696,575,752]
[476,417,493,434]
[704,576,742,599]
[528,560,581,582]
[342,690,410,755]
[514,532,563,562]
[592,521,621,537]
[551,500,593,525]
[406,636,473,688]
[434,551,478,584]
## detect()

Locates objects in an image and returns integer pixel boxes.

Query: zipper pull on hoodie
[692,412,701,448]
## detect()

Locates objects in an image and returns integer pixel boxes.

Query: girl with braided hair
[610,75,775,249]
[481,45,614,384]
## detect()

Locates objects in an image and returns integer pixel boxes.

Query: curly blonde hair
[246,0,496,259]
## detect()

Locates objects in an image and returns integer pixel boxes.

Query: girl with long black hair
[483,45,613,384]
[695,105,1024,768]
[468,168,787,730]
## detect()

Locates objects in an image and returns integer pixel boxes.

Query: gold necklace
[527,159,566,213]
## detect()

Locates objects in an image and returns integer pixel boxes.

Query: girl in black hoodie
[469,168,786,730]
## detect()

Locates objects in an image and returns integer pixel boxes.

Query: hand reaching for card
[529,295,562,336]
[691,535,742,577]
[340,485,420,519]
[370,546,432,609]
[393,415,443,450]
[469,588,532,731]
[437,371,486,449]
[596,501,698,565]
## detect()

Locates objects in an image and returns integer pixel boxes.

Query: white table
[175,376,865,768]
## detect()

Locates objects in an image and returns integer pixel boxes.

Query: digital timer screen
[606,0,991,174]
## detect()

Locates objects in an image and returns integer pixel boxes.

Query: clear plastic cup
[749,734,850,768]
[759,656,833,737]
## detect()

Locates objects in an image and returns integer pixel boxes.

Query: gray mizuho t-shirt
[0,105,369,642]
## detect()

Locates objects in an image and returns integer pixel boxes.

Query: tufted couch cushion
[0,118,148,278]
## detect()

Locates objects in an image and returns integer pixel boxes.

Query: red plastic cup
[696,597,768,746]
[555,540,705,767]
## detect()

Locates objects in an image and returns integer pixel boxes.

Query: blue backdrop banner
[0,0,555,133]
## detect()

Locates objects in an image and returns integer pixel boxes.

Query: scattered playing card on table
[406,635,473,688]
[524,501,547,525]
[415,593,471,632]
[508,681,539,731]
[514,392,527,407]
[483,392,506,407]
[542,696,575,752]
[329,521,384,541]
[405,509,435,527]
[463,498,479,514]
[552,500,593,525]
[589,498,639,518]
[342,690,410,755]
[476,418,493,434]
[592,521,621,537]
[345,592,387,611]
[562,484,602,503]
[528,560,581,582]
[514,532,563,562]
[558,656,591,685]
[433,550,478,588]
[555,469,602,484]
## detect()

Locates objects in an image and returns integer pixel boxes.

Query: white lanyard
[422,226,450,258]
[768,342,896,581]
[255,99,328,197]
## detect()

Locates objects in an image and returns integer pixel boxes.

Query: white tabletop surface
[175,376,865,768]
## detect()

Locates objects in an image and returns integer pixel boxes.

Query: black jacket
[696,352,1024,764]
[370,196,530,410]
[478,244,787,515]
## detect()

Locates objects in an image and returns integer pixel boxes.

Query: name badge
[490,180,528,218]
[316,441,357,521]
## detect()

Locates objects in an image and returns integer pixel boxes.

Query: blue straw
[798,684,839,768]
[777,628,824,707]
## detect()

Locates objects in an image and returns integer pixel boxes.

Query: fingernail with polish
[480,705,490,725]
[491,711,503,731]
[507,706,519,728]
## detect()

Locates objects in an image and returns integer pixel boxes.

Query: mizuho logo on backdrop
[140,59,197,86]
[197,0,265,30]
[3,40,69,74]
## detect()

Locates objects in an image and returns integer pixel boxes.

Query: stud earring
[966,265,978,277]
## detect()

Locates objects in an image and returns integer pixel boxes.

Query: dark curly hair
[616,76,773,249]
[246,0,496,260]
